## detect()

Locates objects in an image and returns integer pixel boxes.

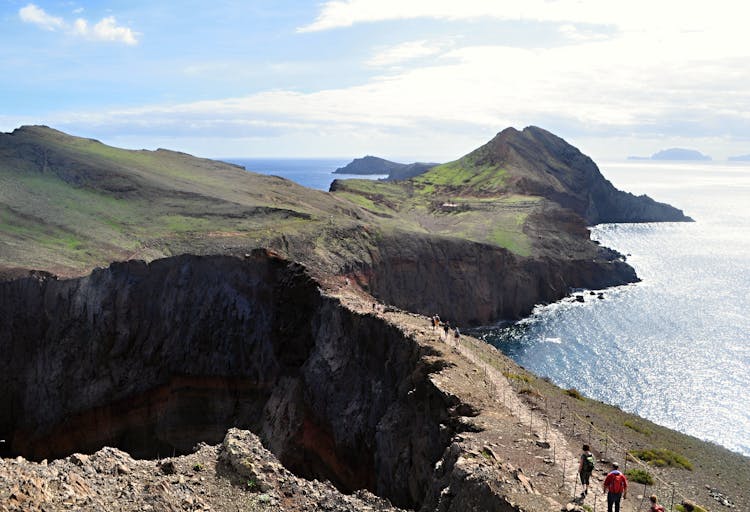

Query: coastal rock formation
[470,127,694,224]
[333,155,437,181]
[352,232,635,325]
[0,127,716,512]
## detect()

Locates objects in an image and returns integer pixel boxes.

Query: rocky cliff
[0,253,473,509]
[334,230,635,325]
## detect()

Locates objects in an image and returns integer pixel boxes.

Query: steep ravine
[0,253,462,509]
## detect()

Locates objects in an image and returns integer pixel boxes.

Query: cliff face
[0,253,466,509]
[342,232,636,326]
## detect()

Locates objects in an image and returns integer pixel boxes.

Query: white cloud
[73,16,139,45]
[18,4,138,45]
[367,40,445,67]
[51,25,750,159]
[558,24,608,42]
[19,4,64,31]
[298,0,745,35]
[21,2,749,159]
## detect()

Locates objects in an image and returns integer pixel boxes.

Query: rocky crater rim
[0,252,478,510]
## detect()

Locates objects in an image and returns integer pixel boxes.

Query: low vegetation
[624,420,652,436]
[625,468,654,485]
[564,388,584,401]
[675,502,708,512]
[503,371,532,383]
[629,448,693,470]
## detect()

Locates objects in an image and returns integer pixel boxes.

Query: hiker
[443,322,450,341]
[431,315,437,332]
[578,444,595,497]
[453,326,461,345]
[649,495,666,512]
[602,462,628,512]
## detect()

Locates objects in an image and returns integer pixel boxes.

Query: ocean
[224,158,387,190]
[474,161,750,457]
[228,158,750,457]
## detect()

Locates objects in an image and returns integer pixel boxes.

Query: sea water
[224,158,386,191]
[473,162,750,456]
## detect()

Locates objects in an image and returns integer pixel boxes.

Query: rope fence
[453,335,696,512]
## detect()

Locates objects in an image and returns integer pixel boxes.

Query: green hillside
[0,126,364,275]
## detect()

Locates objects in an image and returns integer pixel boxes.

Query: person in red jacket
[649,495,666,512]
[602,462,628,512]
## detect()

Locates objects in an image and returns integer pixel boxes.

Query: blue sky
[1,1,749,161]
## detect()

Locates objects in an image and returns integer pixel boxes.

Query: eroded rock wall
[0,253,456,509]
[350,233,636,326]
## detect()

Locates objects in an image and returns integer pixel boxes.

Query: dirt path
[331,284,669,511]
[453,335,643,512]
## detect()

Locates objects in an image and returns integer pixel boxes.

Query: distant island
[628,148,711,161]
[729,154,750,162]
[333,155,438,180]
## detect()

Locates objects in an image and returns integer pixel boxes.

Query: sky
[1,0,749,161]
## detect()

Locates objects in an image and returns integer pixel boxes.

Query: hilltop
[0,125,362,277]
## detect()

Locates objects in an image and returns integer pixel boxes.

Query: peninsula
[333,155,438,181]
[1,125,740,512]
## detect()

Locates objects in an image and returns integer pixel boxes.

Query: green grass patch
[629,448,693,470]
[624,420,652,436]
[489,224,531,257]
[625,468,654,485]
[413,157,508,192]
[503,371,532,383]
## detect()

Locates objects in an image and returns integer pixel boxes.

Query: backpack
[608,472,626,494]
[582,453,595,472]
[651,506,665,512]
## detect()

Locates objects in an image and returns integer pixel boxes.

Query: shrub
[625,468,654,485]
[503,371,532,383]
[675,502,708,512]
[629,448,693,470]
[192,463,203,472]
[564,388,584,401]
[624,420,652,436]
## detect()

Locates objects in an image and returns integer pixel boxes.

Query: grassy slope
[0,126,597,275]
[0,127,364,274]
[332,150,545,257]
